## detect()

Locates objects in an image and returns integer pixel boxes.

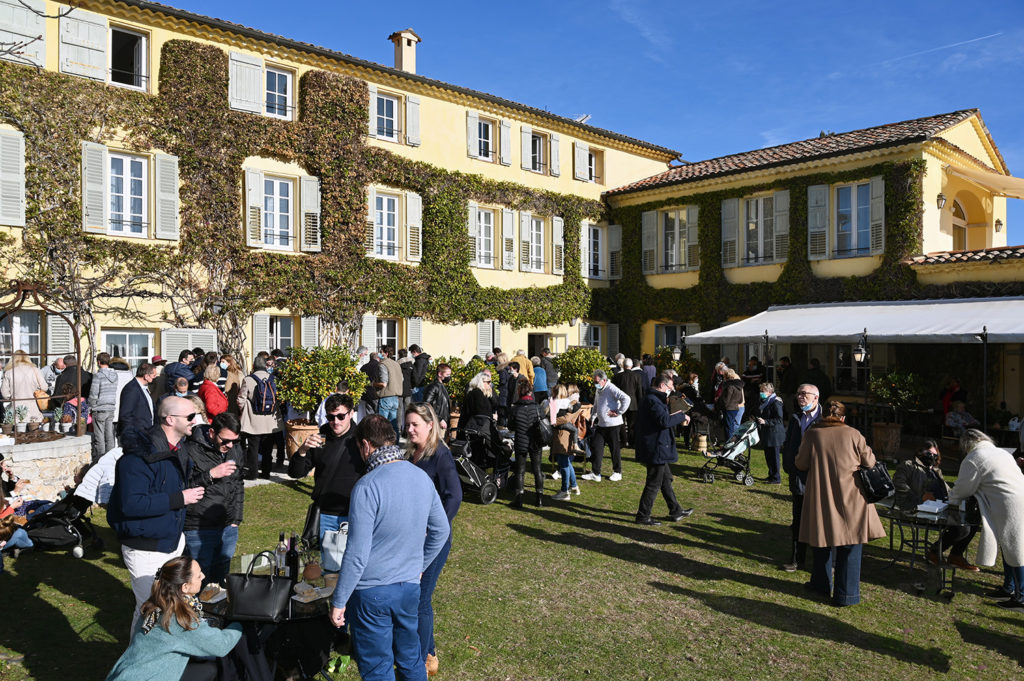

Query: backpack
[249,373,277,415]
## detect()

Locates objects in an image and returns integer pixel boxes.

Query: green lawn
[1,448,1022,681]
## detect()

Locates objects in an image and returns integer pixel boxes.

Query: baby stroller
[24,494,99,558]
[699,420,760,487]
[450,426,514,505]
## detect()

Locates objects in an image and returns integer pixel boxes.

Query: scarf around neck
[365,444,406,472]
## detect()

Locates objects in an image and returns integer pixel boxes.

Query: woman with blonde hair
[716,367,745,439]
[199,364,228,418]
[1,350,48,422]
[405,403,462,676]
[458,371,496,440]
[219,355,244,415]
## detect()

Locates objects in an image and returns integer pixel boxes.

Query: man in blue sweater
[330,415,449,681]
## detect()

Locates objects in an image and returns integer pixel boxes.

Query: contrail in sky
[877,32,1003,66]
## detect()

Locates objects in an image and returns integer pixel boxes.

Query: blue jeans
[349,582,425,681]
[0,528,33,574]
[556,454,577,492]
[319,513,347,572]
[411,387,424,403]
[378,396,400,437]
[810,544,863,606]
[184,525,238,585]
[418,537,452,660]
[1003,561,1024,602]
[724,410,743,439]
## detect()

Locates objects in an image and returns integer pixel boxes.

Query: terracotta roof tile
[606,109,979,196]
[905,245,1024,266]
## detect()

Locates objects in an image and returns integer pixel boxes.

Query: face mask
[219,361,228,370]
[176,391,188,398]
[441,376,451,384]
[759,392,768,400]
[267,366,274,374]
[920,452,937,467]
[693,380,699,390]
[800,403,815,412]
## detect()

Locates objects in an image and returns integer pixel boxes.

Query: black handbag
[300,502,321,551]
[532,416,554,447]
[226,551,293,622]
[856,462,895,503]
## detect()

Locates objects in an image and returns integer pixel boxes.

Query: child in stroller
[699,420,760,487]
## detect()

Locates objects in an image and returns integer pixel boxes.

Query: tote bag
[321,522,349,573]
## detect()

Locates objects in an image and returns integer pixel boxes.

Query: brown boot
[426,653,439,677]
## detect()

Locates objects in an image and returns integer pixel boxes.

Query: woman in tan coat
[1,350,48,422]
[795,400,884,606]
[237,355,283,480]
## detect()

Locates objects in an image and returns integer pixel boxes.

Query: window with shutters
[743,196,775,264]
[588,224,604,279]
[529,132,547,173]
[0,311,41,366]
[265,66,294,120]
[476,208,495,267]
[103,330,154,371]
[268,316,294,354]
[477,118,495,162]
[655,324,687,349]
[109,152,148,237]
[374,192,400,259]
[587,149,603,184]
[109,27,147,90]
[528,216,544,273]
[585,324,601,349]
[376,319,398,351]
[262,176,294,250]
[374,93,400,142]
[660,209,683,273]
[835,182,871,257]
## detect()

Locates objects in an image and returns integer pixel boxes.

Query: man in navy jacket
[780,383,821,572]
[634,372,693,526]
[116,363,158,438]
[109,396,235,634]
[162,349,196,395]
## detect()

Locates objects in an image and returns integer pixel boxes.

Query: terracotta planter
[1,424,12,435]
[872,422,902,459]
[26,421,40,432]
[285,419,320,458]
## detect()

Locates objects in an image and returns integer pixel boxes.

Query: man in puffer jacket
[89,352,120,463]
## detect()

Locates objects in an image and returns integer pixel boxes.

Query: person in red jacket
[198,366,228,417]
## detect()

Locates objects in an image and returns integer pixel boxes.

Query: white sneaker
[609,472,622,482]
[582,472,602,482]
[572,486,581,496]
[551,471,561,480]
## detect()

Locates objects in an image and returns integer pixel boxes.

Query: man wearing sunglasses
[109,396,216,635]
[290,393,364,567]
[183,412,244,585]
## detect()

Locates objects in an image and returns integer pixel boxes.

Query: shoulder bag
[226,551,293,622]
[321,522,349,573]
[856,462,895,503]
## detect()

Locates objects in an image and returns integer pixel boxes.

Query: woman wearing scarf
[755,382,785,484]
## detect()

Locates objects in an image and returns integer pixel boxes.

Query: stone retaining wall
[0,435,91,501]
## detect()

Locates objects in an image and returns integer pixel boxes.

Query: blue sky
[173,0,1024,246]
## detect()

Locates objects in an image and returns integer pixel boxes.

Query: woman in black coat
[458,371,497,441]
[509,375,544,508]
[755,382,785,484]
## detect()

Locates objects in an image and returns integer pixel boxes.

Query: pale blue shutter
[552,216,565,275]
[869,176,885,255]
[574,141,589,181]
[773,190,789,262]
[0,129,25,227]
[301,316,320,348]
[549,133,560,177]
[721,198,739,267]
[46,312,74,363]
[300,175,322,252]
[229,51,263,114]
[685,206,699,270]
[0,0,46,66]
[154,154,179,240]
[501,209,515,270]
[251,315,271,356]
[467,200,478,266]
[499,119,511,166]
[405,95,420,146]
[366,84,378,138]
[59,8,106,80]
[81,141,108,233]
[466,112,479,158]
[578,323,590,347]
[641,211,656,274]
[807,184,829,260]
[608,224,622,280]
[244,168,263,247]
[520,125,532,170]
[476,321,492,358]
[361,313,377,351]
[406,317,422,348]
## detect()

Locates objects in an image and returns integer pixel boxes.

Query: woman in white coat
[1,350,48,422]
[947,429,1024,609]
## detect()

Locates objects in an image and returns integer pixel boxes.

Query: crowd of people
[4,340,1024,679]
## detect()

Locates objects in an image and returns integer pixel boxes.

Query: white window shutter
[574,141,589,181]
[579,323,590,347]
[580,221,589,278]
[466,200,478,266]
[301,316,321,348]
[405,95,420,146]
[366,84,378,138]
[406,191,423,262]
[0,0,46,67]
[46,311,74,361]
[407,317,422,348]
[499,119,511,166]
[773,190,789,262]
[154,154,179,240]
[190,329,218,354]
[501,208,515,270]
[160,329,191,363]
[492,320,501,350]
[81,141,108,234]
[229,51,263,114]
[721,198,739,267]
[869,176,885,255]
[476,321,492,358]
[685,323,701,341]
[606,324,619,357]
[300,175,322,252]
[549,133,560,176]
[520,125,532,170]
[251,315,270,356]
[466,111,479,158]
[807,184,829,260]
[552,216,565,275]
[361,313,377,351]
[608,224,622,280]
[685,206,699,269]
[365,186,376,255]
[244,168,263,247]
[519,210,532,271]
[0,129,26,227]
[641,210,656,274]
[59,8,107,80]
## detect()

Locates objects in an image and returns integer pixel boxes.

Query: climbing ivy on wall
[0,38,601,361]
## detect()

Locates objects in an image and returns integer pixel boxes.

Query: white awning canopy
[945,164,1024,200]
[685,297,1024,345]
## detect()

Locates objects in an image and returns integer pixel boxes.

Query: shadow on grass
[654,582,951,672]
[954,619,1024,667]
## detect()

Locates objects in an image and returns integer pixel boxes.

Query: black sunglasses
[218,436,240,445]
[326,411,352,421]
[170,413,198,422]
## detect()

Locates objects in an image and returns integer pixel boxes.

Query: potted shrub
[60,413,74,433]
[14,406,29,433]
[274,346,369,455]
[868,369,926,459]
[553,347,609,402]
[1,410,14,435]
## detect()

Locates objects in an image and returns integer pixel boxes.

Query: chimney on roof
[388,29,421,74]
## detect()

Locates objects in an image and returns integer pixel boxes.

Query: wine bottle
[286,533,300,582]
[275,531,288,577]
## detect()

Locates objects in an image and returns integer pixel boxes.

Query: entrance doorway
[527,333,547,358]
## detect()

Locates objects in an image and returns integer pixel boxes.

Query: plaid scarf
[365,444,406,472]
[141,595,202,635]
